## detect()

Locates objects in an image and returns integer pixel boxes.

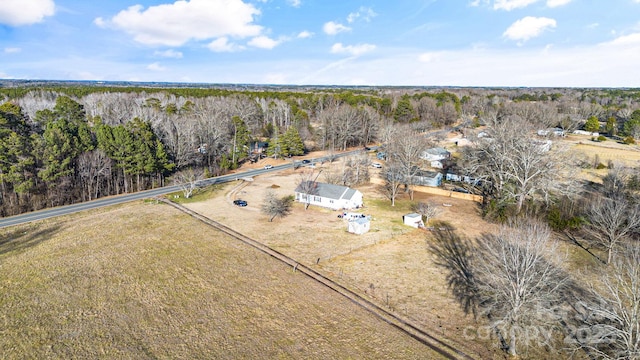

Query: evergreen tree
[230,116,250,166]
[393,94,415,123]
[282,126,304,156]
[605,116,617,136]
[584,116,600,133]
[623,110,640,138]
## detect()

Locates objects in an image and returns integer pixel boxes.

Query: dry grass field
[2,135,628,359]
[0,202,446,359]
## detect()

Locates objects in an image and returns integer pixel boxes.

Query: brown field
[0,202,446,359]
[2,136,623,359]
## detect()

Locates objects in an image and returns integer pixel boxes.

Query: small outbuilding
[348,217,371,235]
[403,213,424,228]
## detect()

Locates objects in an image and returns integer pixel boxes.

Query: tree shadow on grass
[426,222,479,317]
[0,224,61,257]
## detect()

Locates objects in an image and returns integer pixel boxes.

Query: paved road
[0,149,366,229]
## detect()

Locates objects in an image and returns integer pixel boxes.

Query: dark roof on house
[295,181,359,201]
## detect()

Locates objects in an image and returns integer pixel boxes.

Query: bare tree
[461,116,579,214]
[296,169,321,210]
[583,195,640,264]
[172,167,203,199]
[77,149,112,201]
[261,191,294,222]
[341,153,370,186]
[429,219,568,356]
[386,126,428,200]
[473,219,567,357]
[411,201,441,226]
[381,161,404,207]
[572,243,640,359]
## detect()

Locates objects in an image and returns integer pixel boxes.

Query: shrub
[597,135,607,142]
[623,136,636,145]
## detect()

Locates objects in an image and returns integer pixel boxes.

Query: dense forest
[1,82,640,217]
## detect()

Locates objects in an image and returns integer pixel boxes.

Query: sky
[1,0,640,87]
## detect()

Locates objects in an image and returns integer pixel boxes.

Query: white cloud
[503,16,556,42]
[347,7,377,24]
[493,0,538,10]
[0,0,55,26]
[606,32,640,46]
[4,47,21,54]
[297,31,313,39]
[418,51,446,62]
[481,0,570,10]
[93,17,106,27]
[154,49,183,58]
[207,37,244,52]
[147,62,166,71]
[97,0,262,46]
[287,0,301,7]
[248,36,280,49]
[330,43,376,56]
[323,21,351,35]
[546,0,572,7]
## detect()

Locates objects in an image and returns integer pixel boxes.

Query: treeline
[0,87,458,216]
[2,84,640,217]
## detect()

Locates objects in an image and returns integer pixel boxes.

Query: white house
[420,147,451,162]
[295,181,363,210]
[403,213,424,228]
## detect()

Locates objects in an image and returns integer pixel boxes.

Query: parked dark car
[301,159,311,164]
[233,199,248,206]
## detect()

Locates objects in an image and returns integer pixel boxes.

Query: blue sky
[1,0,640,87]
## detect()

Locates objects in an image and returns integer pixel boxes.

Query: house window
[329,200,334,204]
[313,196,321,202]
[301,194,308,201]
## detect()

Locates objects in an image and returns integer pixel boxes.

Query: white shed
[403,213,424,228]
[348,217,370,235]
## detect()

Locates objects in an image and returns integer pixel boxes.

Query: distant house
[249,141,269,154]
[403,213,424,228]
[295,181,363,210]
[446,173,480,185]
[430,160,445,169]
[347,217,370,235]
[413,170,443,187]
[537,128,565,137]
[420,147,451,162]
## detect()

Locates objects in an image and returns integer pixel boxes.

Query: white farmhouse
[295,181,363,210]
